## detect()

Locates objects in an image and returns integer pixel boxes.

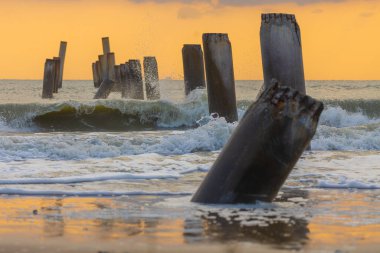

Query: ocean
[0,80,379,252]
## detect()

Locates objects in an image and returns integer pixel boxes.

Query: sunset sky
[0,0,379,80]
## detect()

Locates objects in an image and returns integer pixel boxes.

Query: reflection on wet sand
[0,190,378,252]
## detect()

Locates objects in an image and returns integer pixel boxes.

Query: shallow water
[0,80,379,252]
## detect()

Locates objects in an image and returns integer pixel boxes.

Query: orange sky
[0,0,379,80]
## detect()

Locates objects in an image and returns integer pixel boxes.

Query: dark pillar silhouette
[182,44,206,96]
[203,33,238,123]
[128,60,144,100]
[260,13,306,94]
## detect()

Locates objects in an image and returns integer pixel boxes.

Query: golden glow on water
[0,0,379,80]
[0,194,379,251]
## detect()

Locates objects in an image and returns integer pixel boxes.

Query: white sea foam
[319,106,380,128]
[317,179,380,189]
[0,188,192,197]
[0,172,180,185]
[0,117,235,161]
[312,124,380,151]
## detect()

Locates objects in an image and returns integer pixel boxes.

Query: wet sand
[0,193,379,253]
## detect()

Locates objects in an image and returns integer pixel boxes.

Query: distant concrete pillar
[102,37,111,54]
[112,65,122,92]
[98,54,108,81]
[92,62,100,88]
[53,57,61,93]
[260,13,306,94]
[202,33,238,123]
[182,44,206,96]
[114,65,121,83]
[121,62,131,98]
[107,53,116,81]
[58,41,67,89]
[94,52,116,99]
[96,61,102,86]
[42,59,55,99]
[143,56,160,100]
[128,60,144,100]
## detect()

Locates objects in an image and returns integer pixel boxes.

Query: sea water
[0,80,379,251]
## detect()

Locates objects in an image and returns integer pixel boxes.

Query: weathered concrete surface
[192,81,323,204]
[182,44,206,96]
[143,57,160,100]
[58,41,67,89]
[260,13,306,94]
[128,60,144,100]
[203,34,238,123]
[42,59,55,99]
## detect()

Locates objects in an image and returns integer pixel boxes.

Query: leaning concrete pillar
[143,56,160,100]
[94,53,116,99]
[192,81,324,204]
[260,13,306,94]
[203,33,238,123]
[42,59,55,99]
[128,60,144,100]
[92,62,100,88]
[58,41,67,89]
[182,44,206,96]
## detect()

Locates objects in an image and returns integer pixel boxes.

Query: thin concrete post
[107,53,116,82]
[143,56,160,100]
[202,33,238,123]
[53,57,61,93]
[260,13,306,94]
[128,60,144,100]
[98,54,108,81]
[42,59,55,99]
[102,37,111,54]
[121,62,131,98]
[182,44,206,95]
[95,60,102,87]
[58,41,67,89]
[92,62,100,88]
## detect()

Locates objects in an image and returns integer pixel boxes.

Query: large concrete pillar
[58,41,67,89]
[202,33,238,123]
[42,59,55,99]
[128,60,144,100]
[182,44,206,96]
[143,56,160,100]
[192,82,324,204]
[260,13,306,94]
